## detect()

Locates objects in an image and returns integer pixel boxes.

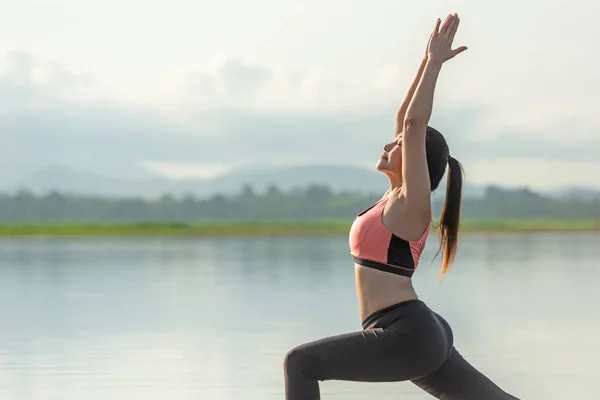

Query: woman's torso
[349,196,430,321]
[354,266,419,322]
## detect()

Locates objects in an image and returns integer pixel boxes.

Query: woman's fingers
[429,13,466,62]
[447,15,460,42]
[450,46,468,59]
[440,14,453,33]
[433,17,441,35]
[440,14,452,35]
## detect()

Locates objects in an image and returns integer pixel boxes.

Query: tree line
[0,184,598,224]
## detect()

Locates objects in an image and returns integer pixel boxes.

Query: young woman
[283,14,520,400]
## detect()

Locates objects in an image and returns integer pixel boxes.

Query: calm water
[0,233,598,400]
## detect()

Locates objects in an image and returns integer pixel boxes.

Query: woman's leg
[409,311,520,400]
[284,320,450,400]
[411,346,520,400]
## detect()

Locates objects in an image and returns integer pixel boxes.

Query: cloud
[0,50,94,110]
[0,49,599,188]
[163,55,426,117]
[183,58,272,102]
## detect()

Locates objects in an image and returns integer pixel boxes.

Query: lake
[0,232,598,399]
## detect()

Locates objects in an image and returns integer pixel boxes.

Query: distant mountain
[3,164,598,200]
[8,166,173,198]
[5,164,394,198]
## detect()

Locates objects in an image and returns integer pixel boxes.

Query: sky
[0,0,599,190]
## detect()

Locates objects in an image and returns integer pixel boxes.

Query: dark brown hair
[425,126,464,276]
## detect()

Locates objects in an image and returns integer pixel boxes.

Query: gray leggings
[284,300,519,400]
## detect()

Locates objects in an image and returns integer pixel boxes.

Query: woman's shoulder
[384,187,431,241]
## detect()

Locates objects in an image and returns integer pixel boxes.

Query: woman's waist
[355,264,419,323]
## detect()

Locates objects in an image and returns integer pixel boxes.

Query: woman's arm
[400,14,467,226]
[394,17,452,138]
[400,57,442,221]
[394,56,428,138]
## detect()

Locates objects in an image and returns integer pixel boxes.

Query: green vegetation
[0,183,598,236]
[0,219,597,237]
[457,219,599,232]
[0,220,351,237]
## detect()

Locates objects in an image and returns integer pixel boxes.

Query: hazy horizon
[1,0,599,190]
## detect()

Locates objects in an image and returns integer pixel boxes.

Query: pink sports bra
[349,197,429,278]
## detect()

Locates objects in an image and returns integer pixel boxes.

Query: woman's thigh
[285,325,449,383]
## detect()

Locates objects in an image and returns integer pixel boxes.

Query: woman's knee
[283,346,301,371]
[284,344,315,377]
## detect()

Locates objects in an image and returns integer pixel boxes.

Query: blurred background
[0,0,598,399]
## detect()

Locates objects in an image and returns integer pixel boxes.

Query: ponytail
[438,156,463,276]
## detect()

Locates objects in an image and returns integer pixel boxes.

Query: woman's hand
[427,13,467,63]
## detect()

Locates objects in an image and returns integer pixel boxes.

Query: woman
[283,14,520,400]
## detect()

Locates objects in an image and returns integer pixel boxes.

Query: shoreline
[0,219,598,237]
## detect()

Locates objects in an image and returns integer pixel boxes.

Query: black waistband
[361,299,425,330]
[353,257,414,278]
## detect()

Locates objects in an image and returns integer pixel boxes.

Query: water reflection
[0,233,598,399]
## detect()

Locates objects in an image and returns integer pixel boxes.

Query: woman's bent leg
[411,347,520,400]
[284,325,448,400]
